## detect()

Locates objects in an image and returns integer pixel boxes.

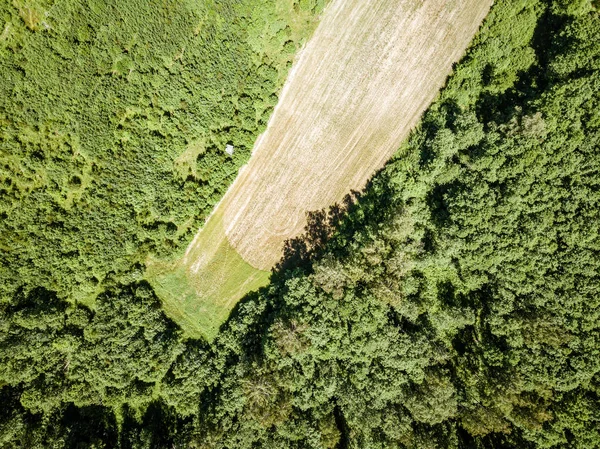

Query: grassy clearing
[147,209,269,340]
[139,0,326,340]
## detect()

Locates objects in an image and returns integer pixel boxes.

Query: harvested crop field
[221,0,492,269]
[154,0,492,339]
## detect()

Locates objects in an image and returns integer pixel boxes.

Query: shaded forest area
[1,0,600,448]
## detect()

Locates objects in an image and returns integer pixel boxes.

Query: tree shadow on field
[272,164,397,277]
[274,192,357,274]
[213,165,397,356]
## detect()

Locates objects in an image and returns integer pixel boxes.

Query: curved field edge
[154,0,492,339]
[147,210,269,340]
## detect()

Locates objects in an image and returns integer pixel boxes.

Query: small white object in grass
[225,144,234,155]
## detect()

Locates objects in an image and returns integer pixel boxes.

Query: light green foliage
[0,0,324,304]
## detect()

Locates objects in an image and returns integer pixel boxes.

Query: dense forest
[0,0,325,304]
[1,0,599,447]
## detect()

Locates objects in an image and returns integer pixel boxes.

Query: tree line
[1,0,599,447]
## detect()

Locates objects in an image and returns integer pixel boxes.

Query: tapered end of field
[146,213,270,341]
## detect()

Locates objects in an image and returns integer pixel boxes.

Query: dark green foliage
[0,283,183,422]
[1,0,599,447]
